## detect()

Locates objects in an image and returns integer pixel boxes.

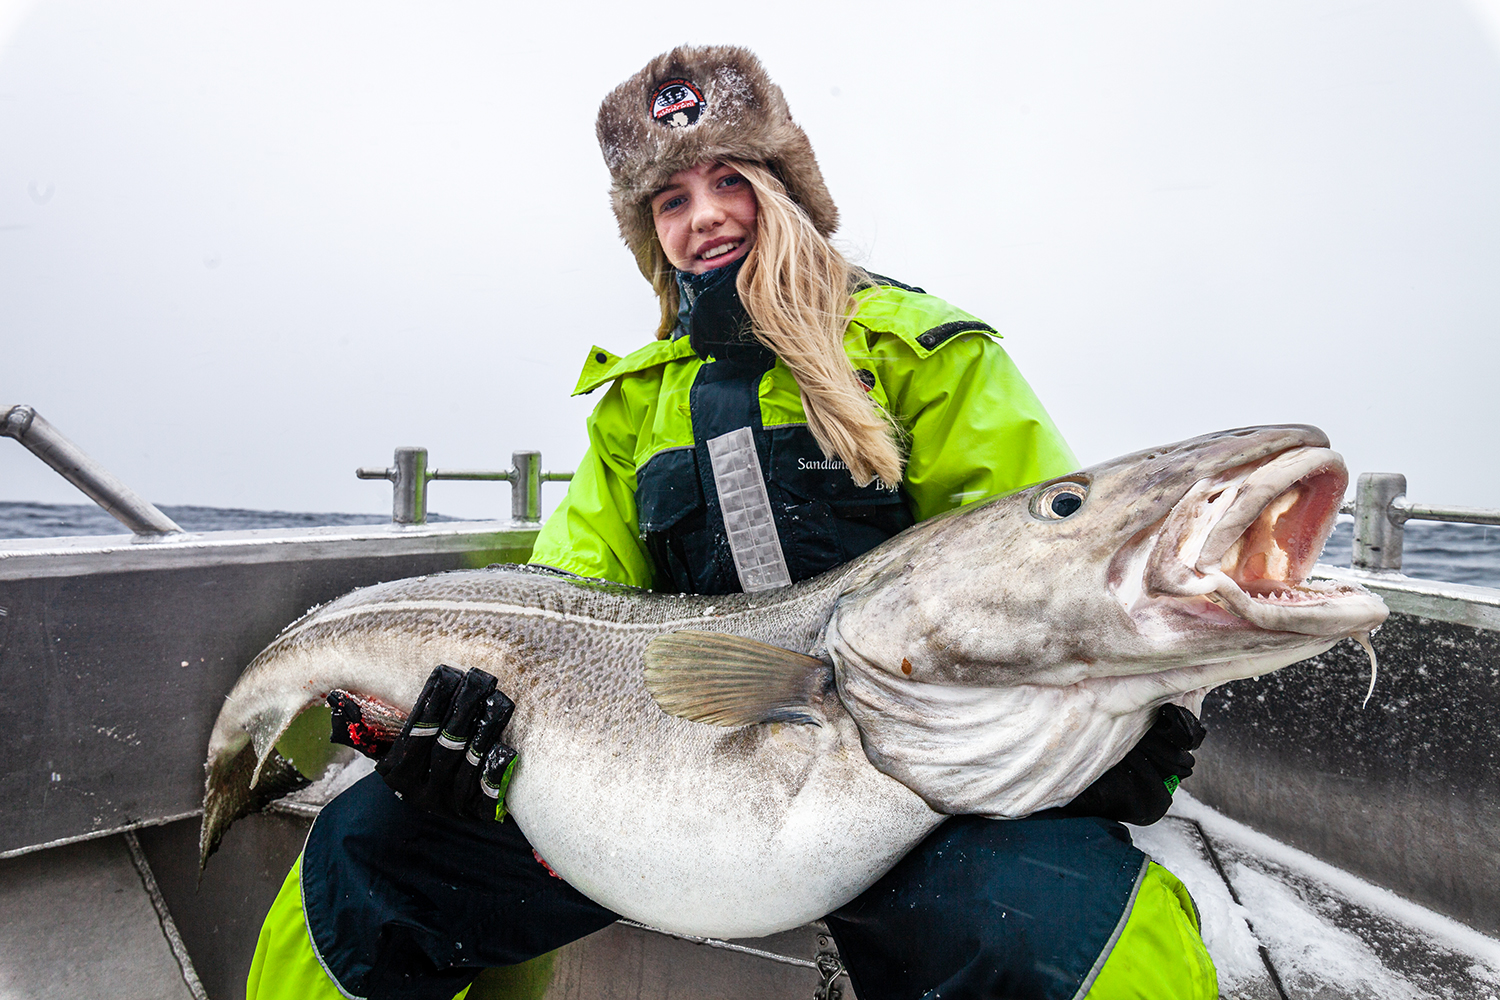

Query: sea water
[0,501,454,539]
[1318,516,1500,590]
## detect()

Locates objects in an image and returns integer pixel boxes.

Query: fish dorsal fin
[644,631,832,728]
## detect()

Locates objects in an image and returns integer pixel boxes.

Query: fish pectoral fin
[644,630,833,728]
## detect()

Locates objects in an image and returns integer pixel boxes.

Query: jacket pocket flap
[635,448,705,533]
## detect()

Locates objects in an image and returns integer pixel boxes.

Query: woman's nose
[691,199,725,232]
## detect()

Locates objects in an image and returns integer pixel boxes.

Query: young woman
[246,45,1216,1000]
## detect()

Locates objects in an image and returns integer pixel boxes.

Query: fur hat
[596,45,839,277]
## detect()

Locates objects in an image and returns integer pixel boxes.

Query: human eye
[656,193,686,214]
[718,173,743,189]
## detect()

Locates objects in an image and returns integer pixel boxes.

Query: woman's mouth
[697,239,744,266]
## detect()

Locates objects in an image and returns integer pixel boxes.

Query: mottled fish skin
[204,565,942,938]
[202,424,1389,939]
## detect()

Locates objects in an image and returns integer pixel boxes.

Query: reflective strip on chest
[704,427,792,593]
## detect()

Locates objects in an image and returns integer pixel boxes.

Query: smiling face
[651,162,758,275]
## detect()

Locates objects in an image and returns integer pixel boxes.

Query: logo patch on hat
[650,79,705,128]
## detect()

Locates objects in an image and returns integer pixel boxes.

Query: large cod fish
[202,425,1387,939]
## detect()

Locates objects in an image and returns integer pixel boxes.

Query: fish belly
[506,710,942,939]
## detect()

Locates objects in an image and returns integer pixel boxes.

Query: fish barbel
[201,424,1387,938]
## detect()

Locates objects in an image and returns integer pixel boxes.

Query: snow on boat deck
[1135,794,1500,1000]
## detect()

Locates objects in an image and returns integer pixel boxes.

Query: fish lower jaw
[1192,576,1388,636]
[1135,562,1387,636]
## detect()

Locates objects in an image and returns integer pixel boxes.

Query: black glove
[328,664,518,822]
[1049,704,1207,827]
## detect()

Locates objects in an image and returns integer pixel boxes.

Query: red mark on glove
[343,720,387,756]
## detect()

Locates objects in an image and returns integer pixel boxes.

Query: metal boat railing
[1,404,183,536]
[1345,472,1500,573]
[357,446,574,524]
[2,404,577,530]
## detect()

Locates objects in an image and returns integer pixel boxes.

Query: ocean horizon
[2,500,1496,592]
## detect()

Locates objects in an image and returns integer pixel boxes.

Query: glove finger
[1133,707,1204,774]
[1155,704,1208,750]
[456,689,510,806]
[421,668,498,813]
[1184,710,1207,750]
[468,688,517,762]
[1137,737,1198,776]
[464,742,518,822]
[376,664,465,785]
[458,689,517,820]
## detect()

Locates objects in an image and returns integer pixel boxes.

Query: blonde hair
[644,162,905,488]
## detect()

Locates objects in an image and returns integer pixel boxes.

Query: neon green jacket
[529,283,1077,589]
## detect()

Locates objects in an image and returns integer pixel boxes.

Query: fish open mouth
[1144,446,1385,635]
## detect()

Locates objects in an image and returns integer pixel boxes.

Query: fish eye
[1030,480,1088,520]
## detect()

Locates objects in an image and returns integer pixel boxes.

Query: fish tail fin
[644,630,833,728]
[199,740,310,876]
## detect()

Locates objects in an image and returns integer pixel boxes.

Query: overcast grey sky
[2,0,1498,520]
